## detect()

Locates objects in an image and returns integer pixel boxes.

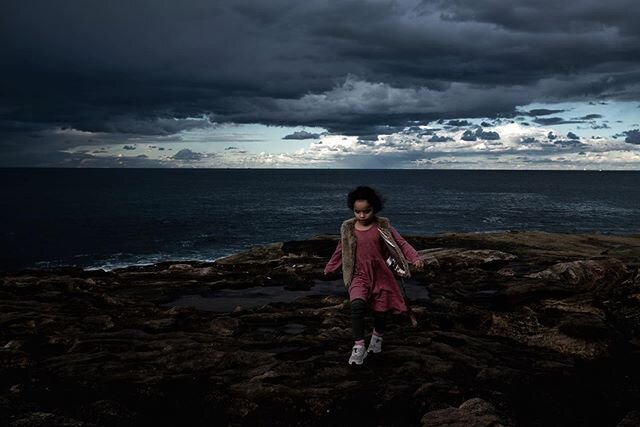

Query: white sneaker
[367,335,383,354]
[348,344,367,365]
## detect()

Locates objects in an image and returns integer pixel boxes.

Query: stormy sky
[2,0,640,168]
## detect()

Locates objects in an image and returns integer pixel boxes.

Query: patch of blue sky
[177,123,327,154]
[516,101,639,138]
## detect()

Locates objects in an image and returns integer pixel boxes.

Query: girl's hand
[413,259,424,270]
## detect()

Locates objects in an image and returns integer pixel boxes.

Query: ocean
[1,168,639,272]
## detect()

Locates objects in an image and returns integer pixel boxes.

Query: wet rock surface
[1,231,640,426]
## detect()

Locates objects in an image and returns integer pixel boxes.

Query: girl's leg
[351,298,367,344]
[372,310,387,336]
[349,298,368,365]
[348,282,370,364]
[368,310,387,354]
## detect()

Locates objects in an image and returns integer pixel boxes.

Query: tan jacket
[338,216,411,288]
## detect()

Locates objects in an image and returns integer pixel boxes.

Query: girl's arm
[390,226,421,264]
[324,240,343,274]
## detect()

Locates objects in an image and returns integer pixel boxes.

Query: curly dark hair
[347,186,384,213]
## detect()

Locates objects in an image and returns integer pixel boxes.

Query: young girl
[324,186,424,365]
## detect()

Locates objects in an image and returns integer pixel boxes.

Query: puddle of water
[475,289,499,295]
[283,323,307,334]
[163,280,344,312]
[403,279,430,300]
[163,279,429,312]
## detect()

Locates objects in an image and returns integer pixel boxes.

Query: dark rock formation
[421,397,513,427]
[1,231,640,426]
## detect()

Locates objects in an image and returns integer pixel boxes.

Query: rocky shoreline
[2,231,640,426]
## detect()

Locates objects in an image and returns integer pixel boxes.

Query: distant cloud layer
[1,0,640,167]
[199,122,640,169]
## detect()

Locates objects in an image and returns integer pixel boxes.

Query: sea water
[1,168,639,272]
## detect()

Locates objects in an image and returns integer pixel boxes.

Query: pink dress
[324,225,420,313]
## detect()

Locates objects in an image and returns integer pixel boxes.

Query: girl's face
[353,199,374,225]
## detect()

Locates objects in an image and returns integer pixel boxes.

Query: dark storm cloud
[525,109,566,117]
[172,149,204,161]
[357,135,380,144]
[521,137,539,144]
[429,135,454,142]
[282,131,321,140]
[476,130,500,140]
[624,130,640,144]
[435,0,639,35]
[567,132,581,140]
[445,120,472,127]
[578,114,603,120]
[461,130,477,141]
[554,139,587,148]
[417,129,437,136]
[331,123,407,142]
[534,117,585,126]
[460,128,501,141]
[0,148,170,168]
[2,0,640,163]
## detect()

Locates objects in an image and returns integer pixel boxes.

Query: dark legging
[351,298,387,341]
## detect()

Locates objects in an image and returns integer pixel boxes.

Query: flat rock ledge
[1,231,640,426]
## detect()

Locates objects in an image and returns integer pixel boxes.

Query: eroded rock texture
[1,231,639,426]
